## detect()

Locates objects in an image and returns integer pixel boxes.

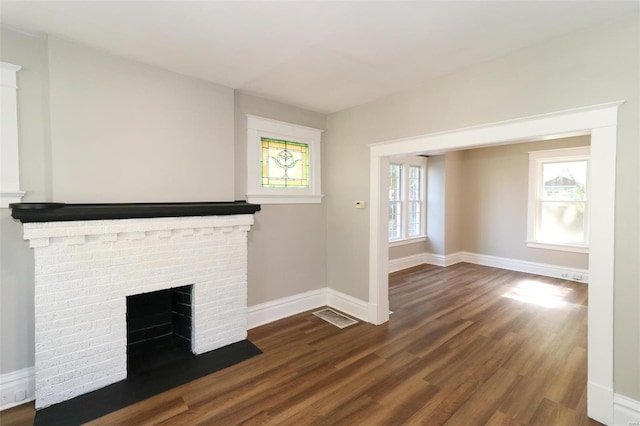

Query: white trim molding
[424,252,464,267]
[0,366,35,411]
[1,61,25,208]
[614,394,640,425]
[388,252,462,271]
[388,253,426,273]
[390,251,589,283]
[247,289,326,329]
[247,287,368,329]
[526,146,591,253]
[246,115,324,204]
[461,252,589,283]
[370,102,622,424]
[389,236,426,248]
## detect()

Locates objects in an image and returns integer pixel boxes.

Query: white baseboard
[0,366,35,411]
[388,253,426,273]
[421,252,448,267]
[326,288,369,321]
[247,289,327,329]
[588,380,614,425]
[389,251,464,271]
[391,251,589,283]
[247,287,369,329]
[614,394,640,425]
[460,252,589,283]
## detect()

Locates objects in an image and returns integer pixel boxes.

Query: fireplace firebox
[126,285,194,376]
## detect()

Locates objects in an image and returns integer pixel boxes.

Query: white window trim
[526,146,590,253]
[1,62,24,208]
[389,236,427,248]
[246,115,323,204]
[388,155,427,243]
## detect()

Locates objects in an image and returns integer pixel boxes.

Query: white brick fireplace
[21,213,254,409]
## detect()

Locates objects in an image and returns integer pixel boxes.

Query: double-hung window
[527,146,590,253]
[389,156,427,244]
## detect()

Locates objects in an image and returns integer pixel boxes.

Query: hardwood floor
[0,263,600,425]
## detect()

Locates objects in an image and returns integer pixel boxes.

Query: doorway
[368,102,621,424]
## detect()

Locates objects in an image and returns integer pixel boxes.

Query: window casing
[247,115,323,204]
[527,146,590,253]
[388,156,427,244]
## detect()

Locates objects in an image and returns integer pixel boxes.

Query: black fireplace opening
[126,285,195,376]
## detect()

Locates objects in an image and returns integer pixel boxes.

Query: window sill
[389,236,426,248]
[247,194,324,205]
[526,241,589,254]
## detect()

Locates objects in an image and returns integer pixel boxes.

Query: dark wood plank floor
[0,263,600,425]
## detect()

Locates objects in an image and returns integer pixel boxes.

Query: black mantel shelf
[9,201,261,223]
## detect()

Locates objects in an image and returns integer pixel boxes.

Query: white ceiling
[1,1,637,114]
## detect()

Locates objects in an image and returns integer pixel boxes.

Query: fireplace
[11,202,260,411]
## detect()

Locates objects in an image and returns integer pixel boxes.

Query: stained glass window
[261,137,309,188]
[247,115,322,204]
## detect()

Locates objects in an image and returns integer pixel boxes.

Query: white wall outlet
[355,201,366,209]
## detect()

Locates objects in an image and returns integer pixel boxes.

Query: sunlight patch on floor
[502,279,573,308]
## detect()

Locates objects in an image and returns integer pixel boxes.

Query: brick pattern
[25,215,253,409]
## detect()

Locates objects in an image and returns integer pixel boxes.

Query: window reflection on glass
[389,164,402,240]
[408,201,421,237]
[408,166,421,201]
[538,160,587,244]
[261,137,309,188]
[389,201,401,240]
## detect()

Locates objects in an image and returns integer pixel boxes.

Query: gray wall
[47,37,235,203]
[424,155,445,255]
[1,30,51,374]
[460,136,590,269]
[444,151,463,254]
[326,16,639,399]
[234,92,327,305]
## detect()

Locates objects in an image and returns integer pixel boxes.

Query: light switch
[355,201,366,209]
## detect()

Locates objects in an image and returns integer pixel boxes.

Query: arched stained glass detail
[261,137,310,188]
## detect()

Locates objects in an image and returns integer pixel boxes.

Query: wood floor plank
[1,263,600,426]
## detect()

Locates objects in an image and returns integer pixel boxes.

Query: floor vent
[313,308,358,329]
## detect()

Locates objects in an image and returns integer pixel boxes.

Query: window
[527,146,590,253]
[388,156,427,244]
[247,115,323,204]
[261,138,309,188]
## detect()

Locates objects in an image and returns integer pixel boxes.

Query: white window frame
[1,62,24,208]
[526,146,590,253]
[388,155,427,246]
[246,115,323,204]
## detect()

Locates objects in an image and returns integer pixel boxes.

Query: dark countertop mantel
[9,202,261,223]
